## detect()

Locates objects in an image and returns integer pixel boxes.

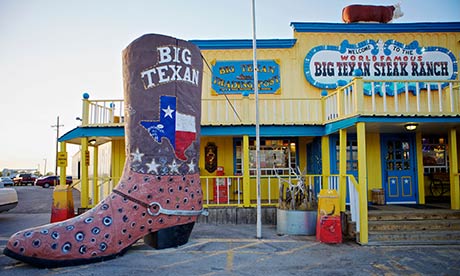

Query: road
[1,186,460,275]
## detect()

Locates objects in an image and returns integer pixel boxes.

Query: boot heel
[144,222,195,249]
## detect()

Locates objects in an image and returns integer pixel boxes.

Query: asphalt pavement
[1,186,459,275]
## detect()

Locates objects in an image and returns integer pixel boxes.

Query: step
[362,230,460,246]
[368,219,460,231]
[368,210,460,221]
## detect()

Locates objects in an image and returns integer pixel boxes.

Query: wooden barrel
[371,189,385,205]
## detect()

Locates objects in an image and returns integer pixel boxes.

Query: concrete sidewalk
[1,216,460,276]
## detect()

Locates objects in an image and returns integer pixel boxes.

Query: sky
[0,0,459,175]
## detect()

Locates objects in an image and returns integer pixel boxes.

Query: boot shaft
[122,34,203,174]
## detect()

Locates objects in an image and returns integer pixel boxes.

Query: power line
[201,53,243,122]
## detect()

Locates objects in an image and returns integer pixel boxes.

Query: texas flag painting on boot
[140,95,196,161]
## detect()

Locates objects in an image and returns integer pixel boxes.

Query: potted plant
[275,167,318,235]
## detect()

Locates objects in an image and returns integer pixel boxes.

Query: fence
[82,80,459,127]
[325,79,460,122]
[83,99,125,126]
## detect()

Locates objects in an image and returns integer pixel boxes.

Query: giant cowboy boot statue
[3,34,206,267]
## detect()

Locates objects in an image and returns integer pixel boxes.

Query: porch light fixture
[89,139,97,145]
[404,123,418,131]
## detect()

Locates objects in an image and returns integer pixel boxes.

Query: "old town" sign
[211,60,281,95]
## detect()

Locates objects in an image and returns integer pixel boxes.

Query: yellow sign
[57,152,67,167]
[85,150,90,166]
[58,152,67,160]
[58,159,67,167]
[317,189,340,217]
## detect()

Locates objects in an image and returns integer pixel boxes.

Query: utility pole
[251,0,262,239]
[51,116,64,176]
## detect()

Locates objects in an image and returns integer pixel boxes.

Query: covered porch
[57,78,460,245]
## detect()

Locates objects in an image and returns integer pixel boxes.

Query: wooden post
[449,128,459,209]
[321,135,330,190]
[339,129,347,212]
[416,131,425,204]
[354,77,364,114]
[92,145,99,206]
[82,93,90,126]
[243,135,251,207]
[58,142,67,187]
[357,122,368,244]
[50,141,74,222]
[81,137,89,208]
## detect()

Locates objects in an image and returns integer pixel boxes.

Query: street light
[43,158,47,175]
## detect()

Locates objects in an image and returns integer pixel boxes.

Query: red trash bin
[213,166,228,203]
[317,216,342,243]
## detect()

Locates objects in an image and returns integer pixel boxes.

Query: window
[234,138,298,175]
[422,136,448,173]
[385,140,411,171]
[335,139,358,171]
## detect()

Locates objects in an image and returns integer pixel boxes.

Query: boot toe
[3,200,123,267]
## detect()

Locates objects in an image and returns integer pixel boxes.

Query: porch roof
[59,116,460,144]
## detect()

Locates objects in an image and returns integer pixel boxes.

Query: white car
[0,177,14,187]
[0,187,18,213]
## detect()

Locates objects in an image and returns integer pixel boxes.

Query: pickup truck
[13,173,37,186]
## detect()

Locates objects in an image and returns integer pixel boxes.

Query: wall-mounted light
[404,123,418,131]
[89,139,97,145]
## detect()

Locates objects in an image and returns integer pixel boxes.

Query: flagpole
[251,0,262,239]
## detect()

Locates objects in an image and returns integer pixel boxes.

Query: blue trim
[59,125,325,142]
[359,116,460,124]
[291,22,460,33]
[58,127,124,142]
[324,116,460,135]
[325,118,359,135]
[202,125,324,137]
[59,115,460,142]
[189,39,297,50]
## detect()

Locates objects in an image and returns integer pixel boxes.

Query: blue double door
[331,133,417,204]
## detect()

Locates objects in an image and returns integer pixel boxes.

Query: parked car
[0,187,18,213]
[34,175,73,188]
[0,177,14,187]
[13,173,37,186]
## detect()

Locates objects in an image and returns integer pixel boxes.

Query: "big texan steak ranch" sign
[304,39,458,91]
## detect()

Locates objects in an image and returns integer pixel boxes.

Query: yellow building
[59,22,460,244]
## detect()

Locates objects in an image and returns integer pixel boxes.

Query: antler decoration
[274,166,316,210]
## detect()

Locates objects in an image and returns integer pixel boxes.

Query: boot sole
[3,222,195,268]
[3,246,130,268]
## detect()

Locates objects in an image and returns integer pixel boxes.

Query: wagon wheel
[430,180,443,196]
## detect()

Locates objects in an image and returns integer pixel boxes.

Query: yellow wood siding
[108,139,125,198]
[366,133,382,191]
